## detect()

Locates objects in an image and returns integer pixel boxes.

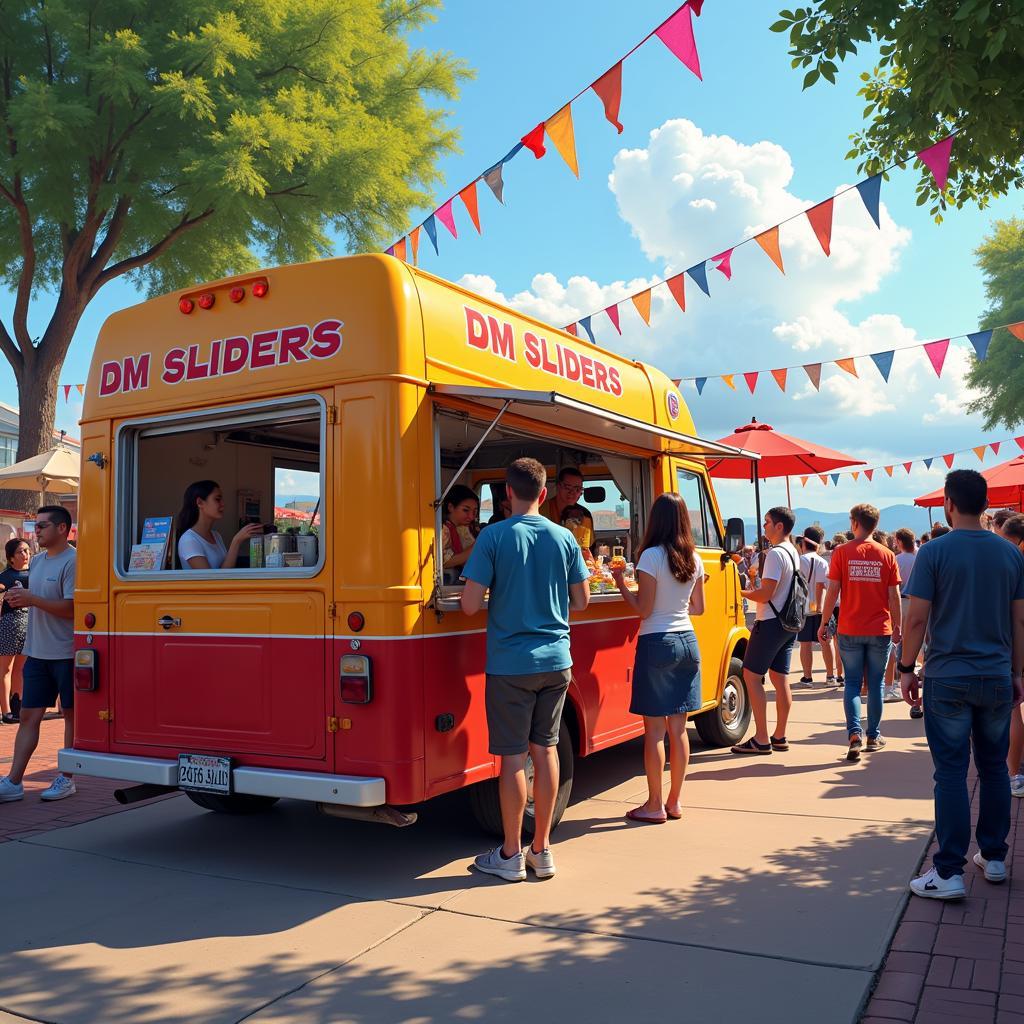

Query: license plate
[177,754,232,794]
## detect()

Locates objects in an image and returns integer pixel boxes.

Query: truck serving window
[115,396,325,579]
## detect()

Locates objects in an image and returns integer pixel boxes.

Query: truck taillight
[229,286,245,303]
[179,298,195,314]
[197,292,215,309]
[340,655,372,704]
[252,279,269,298]
[74,649,97,692]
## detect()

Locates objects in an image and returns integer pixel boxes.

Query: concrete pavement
[0,680,935,1024]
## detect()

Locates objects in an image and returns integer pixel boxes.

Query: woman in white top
[176,480,263,570]
[612,493,705,824]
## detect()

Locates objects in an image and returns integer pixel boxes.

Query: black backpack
[767,545,810,634]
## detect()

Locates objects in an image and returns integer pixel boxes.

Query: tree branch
[11,176,36,353]
[81,192,132,290]
[0,317,23,374]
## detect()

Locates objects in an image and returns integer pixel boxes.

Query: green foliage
[966,219,1024,429]
[771,2,1024,220]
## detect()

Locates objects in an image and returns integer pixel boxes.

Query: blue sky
[8,1,1021,518]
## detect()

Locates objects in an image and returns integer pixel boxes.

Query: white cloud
[689,198,717,211]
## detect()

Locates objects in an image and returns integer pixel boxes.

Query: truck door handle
[157,616,182,631]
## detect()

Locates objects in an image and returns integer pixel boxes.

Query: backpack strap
[766,545,799,620]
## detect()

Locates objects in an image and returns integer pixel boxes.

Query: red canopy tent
[915,454,1024,511]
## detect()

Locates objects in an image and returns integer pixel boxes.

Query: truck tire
[469,719,575,839]
[694,656,750,748]
[185,792,280,815]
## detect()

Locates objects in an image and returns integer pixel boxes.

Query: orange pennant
[835,357,858,378]
[806,198,834,256]
[852,472,860,481]
[721,374,736,391]
[76,384,84,396]
[545,104,579,178]
[666,274,686,313]
[591,62,624,133]
[409,226,421,264]
[884,465,894,477]
[631,289,652,325]
[1009,323,1024,341]
[459,182,481,234]
[800,476,809,487]
[974,445,987,461]
[818,475,828,485]
[770,368,788,392]
[754,226,785,274]
[393,237,407,262]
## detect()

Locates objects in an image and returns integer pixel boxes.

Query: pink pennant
[917,136,954,192]
[604,304,622,335]
[924,338,950,377]
[63,384,71,402]
[1016,437,1024,452]
[655,2,702,80]
[711,249,734,280]
[743,371,758,394]
[991,442,1001,455]
[565,323,578,337]
[435,198,458,239]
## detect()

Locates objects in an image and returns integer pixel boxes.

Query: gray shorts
[485,669,571,756]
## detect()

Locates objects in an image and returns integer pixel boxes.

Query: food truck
[60,254,755,834]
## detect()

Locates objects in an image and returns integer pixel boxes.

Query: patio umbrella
[915,454,1024,511]
[0,444,79,492]
[706,419,866,549]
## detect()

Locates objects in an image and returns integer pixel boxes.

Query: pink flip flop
[665,807,683,820]
[626,807,668,824]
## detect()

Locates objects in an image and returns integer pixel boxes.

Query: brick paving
[0,716,178,842]
[863,777,1024,1023]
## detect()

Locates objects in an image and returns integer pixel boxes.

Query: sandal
[731,738,773,755]
[770,735,789,752]
[626,807,668,824]
[665,806,683,820]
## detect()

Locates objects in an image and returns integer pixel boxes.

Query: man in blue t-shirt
[901,470,1024,901]
[461,457,590,882]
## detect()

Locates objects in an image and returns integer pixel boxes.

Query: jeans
[838,634,893,739]
[924,676,1012,877]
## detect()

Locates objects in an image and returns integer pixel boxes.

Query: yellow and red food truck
[61,254,754,833]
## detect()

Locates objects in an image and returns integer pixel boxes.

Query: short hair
[823,539,833,551]
[802,525,824,545]
[832,533,847,547]
[872,529,887,544]
[930,523,951,538]
[508,458,547,502]
[992,508,1016,529]
[920,532,930,543]
[766,506,795,535]
[845,530,855,540]
[1003,514,1024,544]
[944,469,987,516]
[37,505,71,534]
[894,527,915,552]
[5,537,28,562]
[557,466,583,485]
[850,504,880,532]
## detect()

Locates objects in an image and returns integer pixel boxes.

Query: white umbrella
[0,445,80,492]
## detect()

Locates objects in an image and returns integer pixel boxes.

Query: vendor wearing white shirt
[176,480,263,570]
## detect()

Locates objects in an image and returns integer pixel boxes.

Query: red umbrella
[915,454,1024,511]
[706,419,866,546]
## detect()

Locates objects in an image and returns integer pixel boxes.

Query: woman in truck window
[442,485,480,579]
[176,480,264,570]
[611,492,705,824]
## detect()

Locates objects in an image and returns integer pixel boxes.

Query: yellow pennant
[545,104,579,178]
[974,445,987,461]
[852,472,860,481]
[721,374,736,390]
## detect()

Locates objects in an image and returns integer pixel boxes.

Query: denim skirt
[630,630,702,717]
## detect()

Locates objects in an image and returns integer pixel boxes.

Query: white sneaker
[39,775,76,801]
[1012,775,1024,798]
[973,852,1008,884]
[0,776,24,802]
[825,676,837,686]
[910,867,966,900]
[794,678,815,689]
[525,845,556,879]
[474,845,526,882]
[883,686,902,703]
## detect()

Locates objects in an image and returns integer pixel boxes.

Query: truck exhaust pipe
[113,783,177,805]
[316,803,417,827]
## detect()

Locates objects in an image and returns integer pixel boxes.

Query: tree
[0,0,469,507]
[966,219,1024,430]
[772,2,1024,220]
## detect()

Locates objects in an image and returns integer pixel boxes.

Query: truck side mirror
[725,517,745,553]
[583,486,606,503]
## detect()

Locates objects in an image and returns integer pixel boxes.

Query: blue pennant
[686,262,710,297]
[830,474,840,486]
[968,329,993,360]
[423,215,439,255]
[695,377,707,395]
[499,142,524,165]
[856,173,883,228]
[870,350,895,382]
[578,316,596,345]
[924,458,934,469]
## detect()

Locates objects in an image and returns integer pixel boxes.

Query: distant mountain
[742,505,938,542]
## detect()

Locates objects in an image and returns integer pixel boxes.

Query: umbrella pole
[786,475,792,509]
[753,462,765,574]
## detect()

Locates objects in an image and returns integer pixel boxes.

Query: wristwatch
[897,661,916,675]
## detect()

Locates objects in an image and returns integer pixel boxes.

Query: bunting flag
[904,462,913,474]
[521,122,547,159]
[631,289,652,325]
[393,237,407,262]
[483,163,506,204]
[800,476,809,487]
[806,198,834,256]
[384,244,394,257]
[830,474,840,485]
[1009,323,1024,341]
[63,385,71,402]
[435,198,458,239]
[856,174,882,228]
[743,371,758,394]
[579,316,596,344]
[865,469,874,481]
[591,62,624,134]
[721,374,736,390]
[924,458,933,469]
[884,465,894,477]
[818,475,828,485]
[992,442,1001,455]
[835,357,858,378]
[1017,437,1024,451]
[943,453,955,468]
[803,363,822,390]
[687,262,710,297]
[852,472,860,481]
[754,226,785,274]
[870,350,895,382]
[423,214,439,254]
[459,183,482,233]
[917,135,955,192]
[546,104,579,177]
[770,368,788,392]
[711,249,734,280]
[924,338,949,377]
[76,384,84,396]
[695,376,707,395]
[565,323,578,337]
[410,226,421,264]
[666,274,686,312]
[604,304,622,334]
[968,329,993,360]
[655,2,702,80]
[974,446,987,461]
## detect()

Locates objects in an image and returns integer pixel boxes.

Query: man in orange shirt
[819,504,902,762]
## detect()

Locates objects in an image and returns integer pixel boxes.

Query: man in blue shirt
[462,457,590,882]
[902,470,1024,900]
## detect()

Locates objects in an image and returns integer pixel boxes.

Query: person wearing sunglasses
[542,467,590,527]
[0,506,77,804]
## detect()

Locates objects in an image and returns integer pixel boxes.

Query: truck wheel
[469,719,575,839]
[185,792,280,815]
[694,656,750,748]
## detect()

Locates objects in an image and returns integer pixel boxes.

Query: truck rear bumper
[57,749,387,807]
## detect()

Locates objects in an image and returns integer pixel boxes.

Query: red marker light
[252,280,269,298]
[347,611,365,632]
[84,612,96,629]
[229,286,245,303]
[197,292,215,310]
[179,298,195,314]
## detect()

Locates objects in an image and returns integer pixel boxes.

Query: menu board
[128,516,173,572]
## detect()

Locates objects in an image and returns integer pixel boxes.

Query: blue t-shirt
[463,514,590,676]
[904,529,1024,680]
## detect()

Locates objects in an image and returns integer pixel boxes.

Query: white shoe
[0,776,24,802]
[883,686,902,703]
[910,867,966,900]
[525,845,556,879]
[794,678,815,689]
[825,676,837,686]
[474,845,526,882]
[973,852,1008,884]
[1012,775,1024,798]
[39,775,76,801]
